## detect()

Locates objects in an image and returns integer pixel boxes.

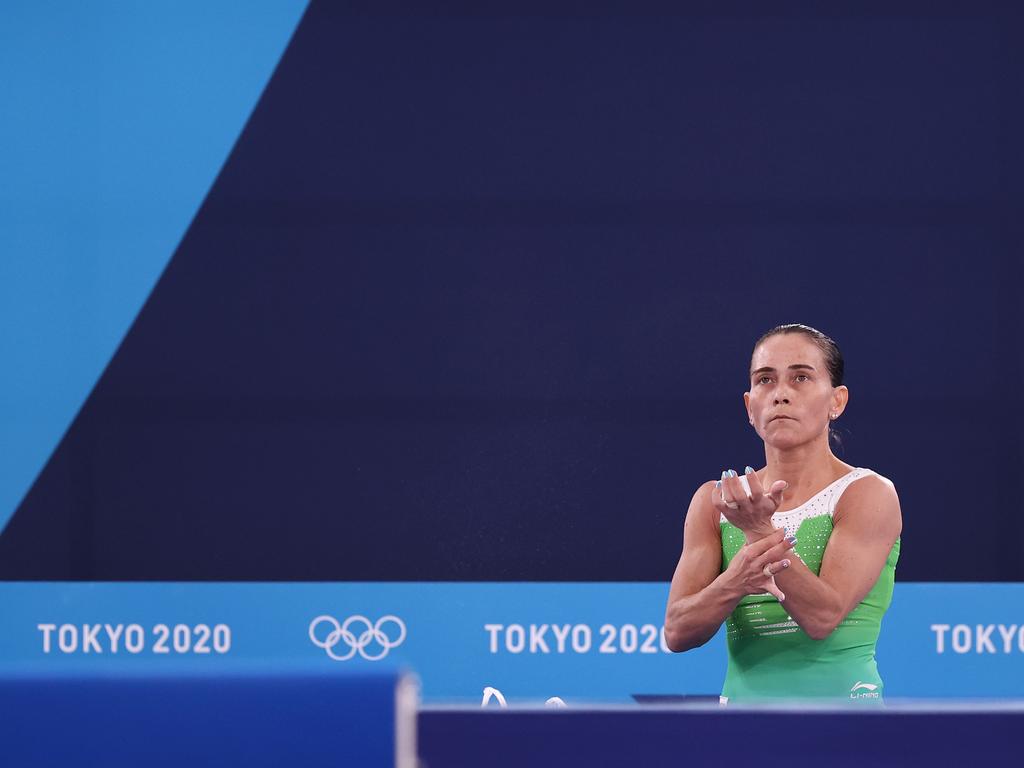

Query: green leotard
[720,467,900,704]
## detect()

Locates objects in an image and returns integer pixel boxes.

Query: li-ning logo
[849,681,880,699]
[308,615,407,661]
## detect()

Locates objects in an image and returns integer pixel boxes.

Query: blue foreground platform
[418,702,1024,767]
[0,669,417,768]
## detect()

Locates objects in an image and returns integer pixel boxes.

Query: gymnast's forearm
[773,561,844,640]
[664,572,744,652]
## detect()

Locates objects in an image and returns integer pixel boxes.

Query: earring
[829,413,837,420]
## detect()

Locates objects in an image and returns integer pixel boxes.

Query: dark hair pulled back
[751,323,844,387]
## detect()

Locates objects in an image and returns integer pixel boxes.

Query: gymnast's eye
[757,376,772,385]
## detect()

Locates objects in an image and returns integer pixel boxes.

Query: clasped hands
[712,467,795,602]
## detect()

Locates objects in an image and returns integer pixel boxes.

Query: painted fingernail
[785,535,797,544]
[715,480,721,488]
[728,469,737,478]
[721,470,728,480]
[744,466,754,474]
[781,559,791,568]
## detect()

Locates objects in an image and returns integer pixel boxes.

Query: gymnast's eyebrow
[750,364,817,377]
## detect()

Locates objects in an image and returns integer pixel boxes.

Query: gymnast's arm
[769,475,902,640]
[663,481,794,653]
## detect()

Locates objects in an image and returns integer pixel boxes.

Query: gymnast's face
[743,333,846,450]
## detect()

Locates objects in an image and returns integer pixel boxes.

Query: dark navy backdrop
[2,1,1021,580]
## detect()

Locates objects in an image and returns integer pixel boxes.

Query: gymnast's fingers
[742,466,764,498]
[767,479,789,508]
[745,527,787,557]
[765,577,786,602]
[757,535,797,566]
[761,558,792,578]
[710,480,731,513]
[719,471,739,509]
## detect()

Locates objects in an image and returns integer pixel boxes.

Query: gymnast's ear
[830,385,849,416]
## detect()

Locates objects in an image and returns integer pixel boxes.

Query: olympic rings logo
[308,615,407,661]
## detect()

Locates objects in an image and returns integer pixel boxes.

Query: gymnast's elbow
[800,612,844,641]
[663,625,711,653]
[663,628,686,653]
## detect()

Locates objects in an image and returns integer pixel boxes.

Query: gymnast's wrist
[743,526,778,545]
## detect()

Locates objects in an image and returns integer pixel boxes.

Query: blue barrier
[419,703,1024,767]
[0,669,416,768]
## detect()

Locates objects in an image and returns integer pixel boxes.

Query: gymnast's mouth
[769,415,795,422]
